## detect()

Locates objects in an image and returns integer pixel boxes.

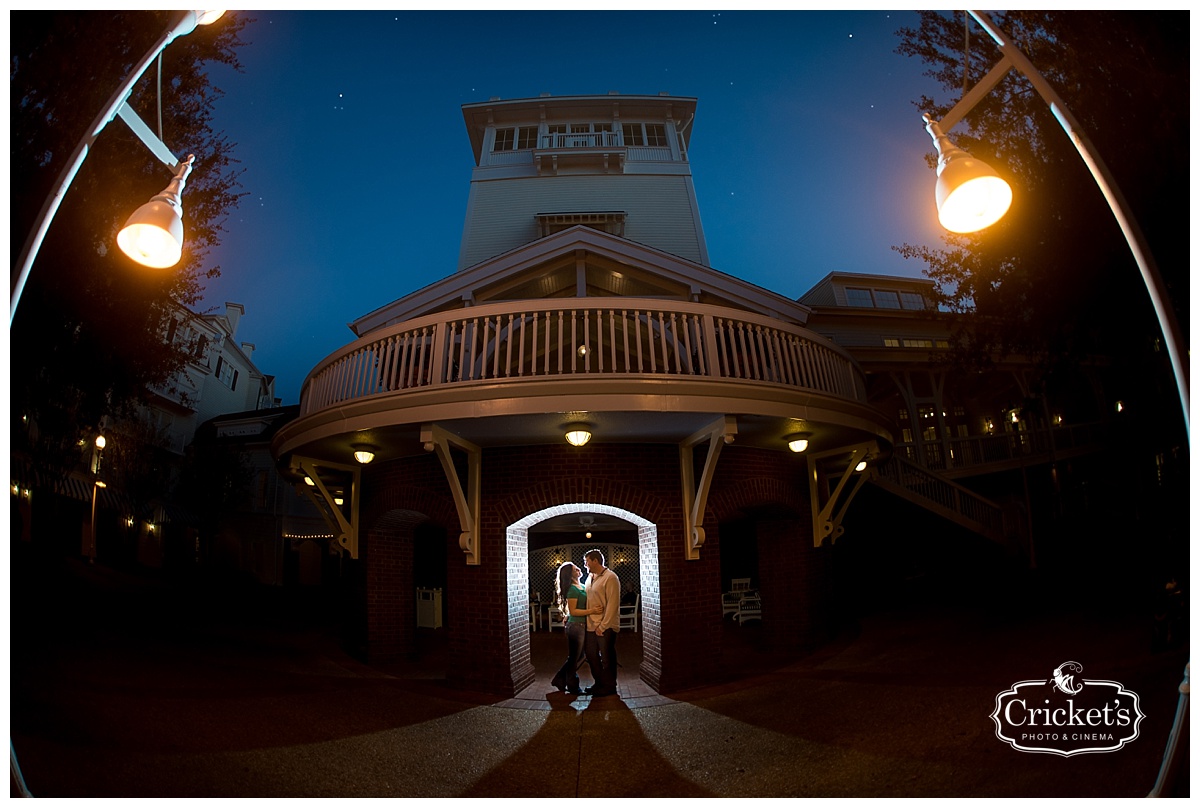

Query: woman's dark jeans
[551,622,586,691]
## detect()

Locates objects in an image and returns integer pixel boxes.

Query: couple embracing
[551,549,620,697]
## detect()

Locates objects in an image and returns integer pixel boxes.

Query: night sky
[198,10,948,405]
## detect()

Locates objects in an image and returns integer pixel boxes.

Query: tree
[893,12,1188,404]
[10,11,250,481]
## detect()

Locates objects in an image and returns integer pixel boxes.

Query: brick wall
[355,441,836,695]
[707,447,835,654]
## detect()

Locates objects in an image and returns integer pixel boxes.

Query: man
[582,548,620,697]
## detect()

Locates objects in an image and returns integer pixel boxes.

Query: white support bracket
[807,441,877,547]
[116,101,183,170]
[422,423,482,565]
[680,416,737,561]
[295,456,360,559]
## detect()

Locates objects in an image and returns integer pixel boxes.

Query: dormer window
[845,286,930,310]
[845,288,874,307]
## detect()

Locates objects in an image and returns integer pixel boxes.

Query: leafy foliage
[893,11,1188,383]
[10,11,250,480]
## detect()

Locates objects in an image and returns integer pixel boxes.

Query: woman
[551,562,598,695]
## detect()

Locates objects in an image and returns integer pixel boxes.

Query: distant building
[10,301,282,570]
[192,406,331,587]
[146,301,280,454]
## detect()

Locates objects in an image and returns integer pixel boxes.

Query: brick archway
[506,503,660,694]
[706,461,830,654]
[360,508,431,663]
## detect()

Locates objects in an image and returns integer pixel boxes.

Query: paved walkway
[9,555,1189,798]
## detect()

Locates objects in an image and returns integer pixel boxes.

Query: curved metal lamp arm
[933,11,1188,439]
[10,11,213,326]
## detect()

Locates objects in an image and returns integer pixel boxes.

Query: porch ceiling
[273,406,893,477]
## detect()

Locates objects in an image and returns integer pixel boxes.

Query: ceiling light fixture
[784,432,811,453]
[564,423,592,447]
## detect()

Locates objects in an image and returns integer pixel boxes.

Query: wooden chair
[722,578,753,617]
[735,593,762,625]
[619,595,640,632]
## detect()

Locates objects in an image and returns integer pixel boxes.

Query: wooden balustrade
[299,300,866,417]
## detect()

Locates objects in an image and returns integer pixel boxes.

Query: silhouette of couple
[551,549,620,697]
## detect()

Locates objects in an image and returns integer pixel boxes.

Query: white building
[146,301,279,454]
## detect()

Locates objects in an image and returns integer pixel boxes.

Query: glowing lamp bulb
[564,423,592,447]
[937,174,1013,233]
[786,435,810,453]
[117,211,184,268]
[925,115,1013,234]
[118,156,193,268]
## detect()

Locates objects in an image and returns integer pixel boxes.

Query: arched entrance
[506,503,660,693]
[362,508,449,665]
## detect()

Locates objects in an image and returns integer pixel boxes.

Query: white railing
[625,146,672,162]
[487,150,533,166]
[875,455,1004,536]
[540,131,622,149]
[299,299,867,416]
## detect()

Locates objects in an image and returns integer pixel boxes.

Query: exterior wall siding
[459,175,706,270]
[808,320,950,348]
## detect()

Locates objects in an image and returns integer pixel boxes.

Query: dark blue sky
[201,10,948,404]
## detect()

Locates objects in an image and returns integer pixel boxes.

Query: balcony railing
[540,131,622,149]
[875,454,1005,538]
[299,299,867,417]
[895,422,1108,473]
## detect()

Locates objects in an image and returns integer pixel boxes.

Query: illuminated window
[883,338,900,347]
[903,338,934,348]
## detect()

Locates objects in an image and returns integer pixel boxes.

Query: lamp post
[89,480,107,564]
[919,12,1188,796]
[10,9,226,326]
[922,10,1189,441]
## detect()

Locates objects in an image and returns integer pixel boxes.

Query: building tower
[457,93,708,270]
[273,93,893,696]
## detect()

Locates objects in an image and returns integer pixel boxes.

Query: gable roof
[350,226,811,337]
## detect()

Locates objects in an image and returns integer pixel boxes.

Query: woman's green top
[566,584,587,623]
